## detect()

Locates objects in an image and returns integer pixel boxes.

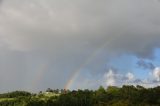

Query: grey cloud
[152,80,160,83]
[132,79,160,88]
[0,0,2,7]
[133,79,143,83]
[1,0,160,58]
[137,60,155,70]
[0,0,160,91]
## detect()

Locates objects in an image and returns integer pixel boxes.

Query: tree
[97,86,106,94]
[46,88,53,92]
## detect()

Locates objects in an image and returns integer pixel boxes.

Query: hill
[0,85,160,106]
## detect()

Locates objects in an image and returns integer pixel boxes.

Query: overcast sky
[0,0,160,92]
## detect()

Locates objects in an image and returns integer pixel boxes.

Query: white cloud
[104,69,116,86]
[153,67,160,81]
[67,68,160,90]
[126,72,134,81]
[103,69,135,87]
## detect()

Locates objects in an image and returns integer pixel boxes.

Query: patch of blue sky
[108,54,150,80]
[108,54,137,73]
[153,48,160,66]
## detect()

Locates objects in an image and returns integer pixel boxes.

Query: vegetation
[0,85,160,106]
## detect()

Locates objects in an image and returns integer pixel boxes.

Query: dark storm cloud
[0,0,3,7]
[0,0,160,91]
[1,0,160,58]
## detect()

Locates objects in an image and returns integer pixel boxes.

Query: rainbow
[64,37,115,90]
[31,63,48,90]
[32,36,119,90]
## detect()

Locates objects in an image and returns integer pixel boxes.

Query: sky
[0,0,160,92]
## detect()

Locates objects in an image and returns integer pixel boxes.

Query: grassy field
[0,98,15,102]
[43,92,60,97]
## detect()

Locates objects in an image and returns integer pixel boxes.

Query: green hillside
[0,85,160,106]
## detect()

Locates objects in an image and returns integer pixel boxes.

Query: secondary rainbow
[64,36,117,89]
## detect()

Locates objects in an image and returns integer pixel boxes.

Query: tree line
[0,85,160,106]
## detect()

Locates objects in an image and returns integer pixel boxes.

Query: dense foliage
[0,85,160,106]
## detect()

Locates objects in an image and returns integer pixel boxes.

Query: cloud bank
[71,68,160,90]
[0,0,160,91]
